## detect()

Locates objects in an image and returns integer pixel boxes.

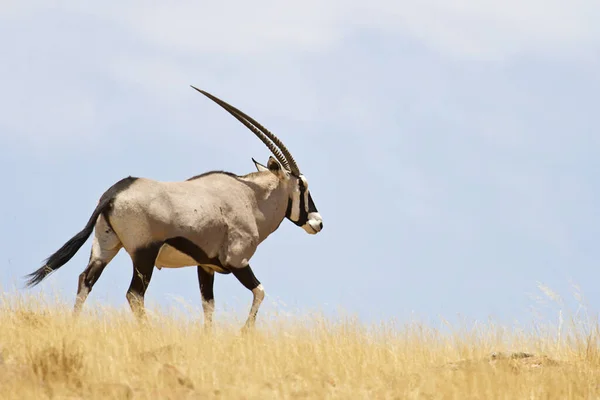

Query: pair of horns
[191,86,301,176]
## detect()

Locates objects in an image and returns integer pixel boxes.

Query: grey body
[25,87,323,330]
[113,171,289,271]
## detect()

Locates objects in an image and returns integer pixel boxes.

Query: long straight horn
[191,86,301,175]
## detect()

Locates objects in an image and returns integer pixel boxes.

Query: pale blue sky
[1,2,598,328]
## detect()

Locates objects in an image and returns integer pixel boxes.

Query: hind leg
[74,217,122,316]
[125,243,162,321]
[197,266,215,329]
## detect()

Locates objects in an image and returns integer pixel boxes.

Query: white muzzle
[303,212,323,234]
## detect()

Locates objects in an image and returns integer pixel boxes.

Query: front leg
[197,265,215,329]
[231,265,265,331]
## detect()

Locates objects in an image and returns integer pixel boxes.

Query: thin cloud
[2,1,598,143]
[4,1,598,60]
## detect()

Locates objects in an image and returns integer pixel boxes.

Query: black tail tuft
[25,221,99,287]
[24,176,139,288]
[24,209,103,288]
[25,265,54,288]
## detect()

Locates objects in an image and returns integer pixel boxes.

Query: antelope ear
[267,156,282,172]
[252,158,269,172]
[266,156,288,179]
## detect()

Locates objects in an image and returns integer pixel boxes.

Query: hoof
[240,322,257,335]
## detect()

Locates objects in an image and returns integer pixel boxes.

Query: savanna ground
[0,285,599,399]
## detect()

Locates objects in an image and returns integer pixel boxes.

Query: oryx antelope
[25,86,323,330]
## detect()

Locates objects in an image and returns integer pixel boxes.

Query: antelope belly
[155,244,197,269]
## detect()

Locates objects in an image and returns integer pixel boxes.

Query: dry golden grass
[0,289,599,399]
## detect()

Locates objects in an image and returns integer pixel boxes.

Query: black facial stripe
[298,180,308,224]
[308,193,318,213]
[285,178,316,227]
[284,179,306,226]
[284,198,292,220]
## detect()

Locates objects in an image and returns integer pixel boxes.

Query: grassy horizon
[0,286,599,399]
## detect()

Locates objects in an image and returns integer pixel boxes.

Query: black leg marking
[197,266,215,328]
[74,260,107,316]
[231,265,261,290]
[77,260,107,294]
[231,265,265,331]
[197,266,215,303]
[126,243,162,319]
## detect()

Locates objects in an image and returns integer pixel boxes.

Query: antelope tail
[24,176,137,287]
